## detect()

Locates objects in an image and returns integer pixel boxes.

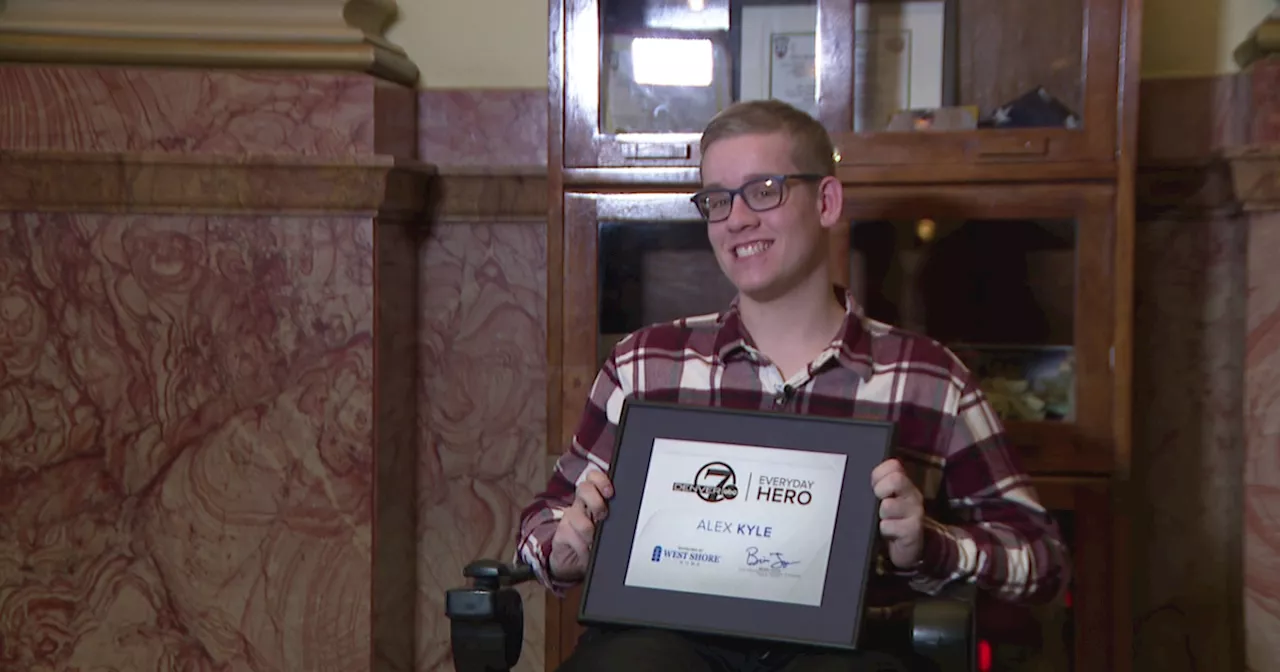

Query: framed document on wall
[578,400,896,650]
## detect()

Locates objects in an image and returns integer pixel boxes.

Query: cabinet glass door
[563,0,820,169]
[826,0,1117,178]
[842,184,1115,475]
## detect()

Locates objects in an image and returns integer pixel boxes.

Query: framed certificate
[578,399,896,650]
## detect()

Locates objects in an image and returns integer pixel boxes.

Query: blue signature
[745,546,799,569]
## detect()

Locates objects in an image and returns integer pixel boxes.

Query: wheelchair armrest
[910,590,977,672]
[864,585,975,672]
[445,559,536,672]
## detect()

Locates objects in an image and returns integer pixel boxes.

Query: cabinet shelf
[561,161,1119,189]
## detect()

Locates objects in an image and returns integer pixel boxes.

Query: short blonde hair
[699,100,837,176]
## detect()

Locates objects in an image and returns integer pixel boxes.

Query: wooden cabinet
[556,0,1132,184]
[544,0,1139,670]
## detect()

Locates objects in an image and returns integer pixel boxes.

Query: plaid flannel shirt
[517,287,1070,607]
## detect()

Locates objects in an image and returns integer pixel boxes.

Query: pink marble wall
[417,222,547,672]
[418,90,547,168]
[1131,211,1247,672]
[1130,76,1251,672]
[1246,211,1280,672]
[414,88,550,670]
[0,64,421,672]
[0,213,379,670]
[0,65,417,158]
[413,89,549,672]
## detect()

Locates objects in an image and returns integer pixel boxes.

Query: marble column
[1227,55,1280,666]
[0,1,429,669]
[1225,142,1280,672]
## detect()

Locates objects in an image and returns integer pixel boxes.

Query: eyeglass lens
[697,177,785,221]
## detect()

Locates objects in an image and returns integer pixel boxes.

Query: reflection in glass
[599,0,819,135]
[850,218,1077,422]
[598,220,735,366]
[853,0,1085,132]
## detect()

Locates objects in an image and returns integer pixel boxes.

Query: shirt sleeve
[895,372,1072,606]
[514,344,631,597]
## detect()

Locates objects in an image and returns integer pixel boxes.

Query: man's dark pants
[554,625,924,672]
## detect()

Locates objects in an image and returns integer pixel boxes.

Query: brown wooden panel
[841,182,1110,219]
[955,0,1084,119]
[1071,482,1114,672]
[1073,190,1117,473]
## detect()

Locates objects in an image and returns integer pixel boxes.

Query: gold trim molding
[0,0,418,86]
[0,150,437,216]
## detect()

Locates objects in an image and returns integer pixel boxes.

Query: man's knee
[555,627,709,672]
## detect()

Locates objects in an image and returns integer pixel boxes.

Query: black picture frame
[578,399,896,651]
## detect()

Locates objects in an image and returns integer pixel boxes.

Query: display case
[548,188,1122,672]
[555,0,1126,184]
[544,0,1138,667]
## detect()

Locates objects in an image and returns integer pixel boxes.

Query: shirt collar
[712,286,875,382]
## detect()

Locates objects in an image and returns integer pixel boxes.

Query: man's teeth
[735,242,771,258]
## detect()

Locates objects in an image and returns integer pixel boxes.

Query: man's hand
[871,458,926,570]
[548,468,614,582]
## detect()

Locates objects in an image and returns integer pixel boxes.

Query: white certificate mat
[623,438,847,607]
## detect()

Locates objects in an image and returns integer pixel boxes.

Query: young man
[516,99,1070,672]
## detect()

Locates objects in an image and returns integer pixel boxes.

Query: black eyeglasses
[690,173,825,223]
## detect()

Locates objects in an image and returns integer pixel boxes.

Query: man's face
[699,131,833,302]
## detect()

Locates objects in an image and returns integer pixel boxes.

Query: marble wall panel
[417,222,548,672]
[418,90,547,169]
[0,213,379,671]
[1246,211,1280,672]
[1131,214,1247,672]
[0,65,417,158]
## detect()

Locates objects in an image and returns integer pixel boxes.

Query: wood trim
[1073,481,1115,672]
[1109,0,1142,668]
[555,192,602,659]
[840,182,1112,218]
[545,0,568,667]
[0,150,436,216]
[559,162,1121,188]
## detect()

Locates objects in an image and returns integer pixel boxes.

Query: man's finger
[879,497,909,520]
[582,468,614,498]
[563,506,596,544]
[872,470,910,500]
[870,458,902,486]
[577,484,609,521]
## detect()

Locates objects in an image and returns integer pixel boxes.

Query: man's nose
[723,195,758,231]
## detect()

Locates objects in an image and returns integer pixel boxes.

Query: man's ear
[817,176,844,230]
